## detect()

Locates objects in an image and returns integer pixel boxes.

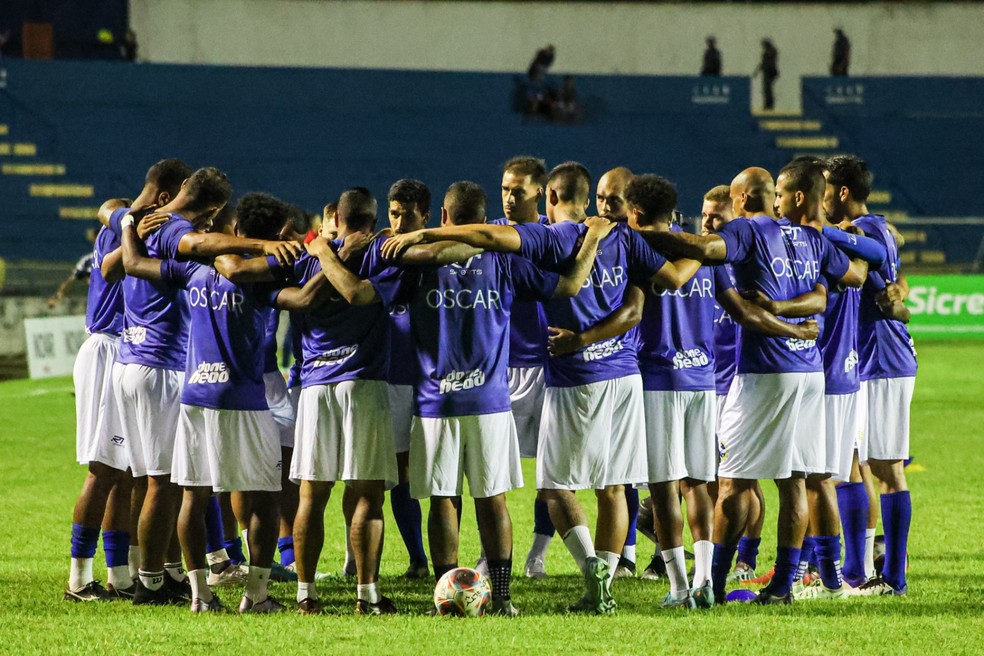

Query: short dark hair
[237,192,288,240]
[184,167,232,210]
[825,154,872,202]
[337,187,377,232]
[444,181,487,225]
[779,161,826,202]
[503,156,547,187]
[626,174,678,224]
[388,179,431,215]
[548,161,591,204]
[146,158,192,196]
[703,185,730,204]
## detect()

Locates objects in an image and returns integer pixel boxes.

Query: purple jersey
[370,244,559,418]
[161,260,268,411]
[718,216,850,375]
[291,249,388,388]
[85,226,124,336]
[852,214,918,380]
[111,210,194,370]
[712,264,740,396]
[818,279,861,395]
[515,221,667,387]
[637,244,731,391]
[492,216,550,368]
[260,306,280,375]
[286,312,304,388]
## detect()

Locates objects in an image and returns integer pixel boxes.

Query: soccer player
[64,161,190,602]
[645,164,867,604]
[825,155,917,596]
[383,163,702,614]
[595,167,634,224]
[106,167,298,605]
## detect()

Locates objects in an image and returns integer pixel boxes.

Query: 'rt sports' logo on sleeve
[188,362,230,384]
[439,368,486,394]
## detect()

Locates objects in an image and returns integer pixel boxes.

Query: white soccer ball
[433,567,492,617]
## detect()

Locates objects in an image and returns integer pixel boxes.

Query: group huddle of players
[64,153,916,615]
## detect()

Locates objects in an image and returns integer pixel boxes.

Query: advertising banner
[24,315,87,378]
[906,276,984,339]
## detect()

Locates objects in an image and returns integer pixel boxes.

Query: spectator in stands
[47,227,98,307]
[120,29,138,62]
[755,39,779,110]
[528,44,555,80]
[0,29,10,60]
[831,28,850,77]
[550,75,582,124]
[701,36,721,77]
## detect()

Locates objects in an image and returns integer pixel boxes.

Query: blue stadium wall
[1,60,982,262]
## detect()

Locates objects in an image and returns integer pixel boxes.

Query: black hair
[237,192,288,240]
[824,154,872,202]
[778,160,826,202]
[444,181,487,225]
[547,161,591,204]
[146,158,192,196]
[625,174,678,224]
[337,187,377,232]
[388,179,431,215]
[502,156,548,187]
[183,167,232,210]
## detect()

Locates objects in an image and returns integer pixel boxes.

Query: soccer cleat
[691,581,715,609]
[794,580,849,601]
[207,562,248,587]
[103,582,136,601]
[355,595,398,616]
[582,556,615,614]
[791,579,806,596]
[474,558,490,578]
[727,563,757,583]
[298,597,322,615]
[270,561,298,582]
[852,575,907,597]
[190,596,225,613]
[523,555,547,579]
[613,557,636,579]
[403,561,430,579]
[132,580,182,606]
[661,592,696,609]
[238,595,286,614]
[742,566,775,586]
[342,560,357,578]
[489,598,520,616]
[641,554,667,581]
[752,587,794,605]
[63,580,107,602]
[163,575,192,603]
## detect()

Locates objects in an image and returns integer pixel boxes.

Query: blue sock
[813,535,844,589]
[737,536,761,569]
[102,530,130,568]
[204,496,226,555]
[224,537,246,565]
[836,482,868,584]
[771,546,802,597]
[533,499,555,537]
[880,491,911,591]
[390,483,427,565]
[277,536,295,567]
[712,543,738,599]
[71,524,99,559]
[624,487,639,548]
[797,536,817,580]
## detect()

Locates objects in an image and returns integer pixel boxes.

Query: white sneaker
[523,555,547,579]
[238,595,285,614]
[207,563,248,587]
[794,579,849,601]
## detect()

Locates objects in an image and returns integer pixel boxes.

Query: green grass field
[1,341,983,655]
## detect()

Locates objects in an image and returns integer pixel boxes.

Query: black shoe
[613,557,636,579]
[641,554,667,580]
[64,580,107,602]
[355,595,398,615]
[163,575,192,603]
[132,580,175,606]
[752,586,793,605]
[103,582,136,601]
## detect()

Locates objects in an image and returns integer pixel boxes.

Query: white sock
[164,562,185,582]
[864,528,876,579]
[108,565,132,589]
[206,548,230,567]
[139,569,165,591]
[245,566,271,602]
[241,529,251,562]
[188,568,213,602]
[621,544,636,565]
[527,533,552,561]
[562,525,595,571]
[128,546,140,581]
[662,547,689,598]
[693,540,714,587]
[344,523,355,567]
[297,581,317,603]
[356,582,380,604]
[69,557,94,591]
[596,550,620,586]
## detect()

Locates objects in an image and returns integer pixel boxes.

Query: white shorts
[856,381,869,465]
[537,375,647,490]
[290,379,397,487]
[264,371,295,448]
[113,363,183,477]
[172,405,282,492]
[74,333,128,471]
[388,384,413,454]
[825,392,859,483]
[716,392,728,435]
[718,372,826,480]
[409,411,523,499]
[643,390,717,483]
[508,366,545,458]
[865,376,915,461]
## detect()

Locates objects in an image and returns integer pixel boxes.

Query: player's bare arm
[213,254,279,283]
[649,257,702,291]
[176,229,301,265]
[553,216,615,297]
[397,241,484,266]
[101,247,125,284]
[548,284,645,357]
[640,230,726,261]
[96,198,131,227]
[120,215,164,282]
[382,223,522,259]
[309,237,380,306]
[875,282,911,323]
[838,258,868,288]
[741,283,828,317]
[274,270,333,311]
[718,287,819,340]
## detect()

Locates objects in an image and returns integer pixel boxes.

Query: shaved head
[596,167,635,222]
[337,187,377,232]
[730,167,775,217]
